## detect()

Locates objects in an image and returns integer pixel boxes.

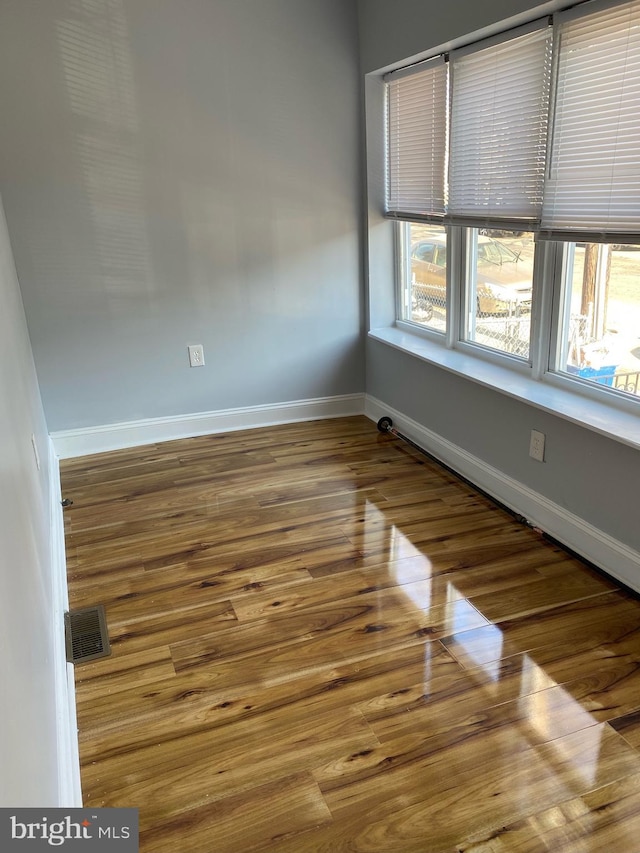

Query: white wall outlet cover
[188,345,205,367]
[529,429,545,462]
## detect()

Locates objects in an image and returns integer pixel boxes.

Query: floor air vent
[65,605,111,663]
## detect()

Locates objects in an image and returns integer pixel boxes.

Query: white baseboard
[51,394,366,459]
[49,440,82,806]
[365,394,640,594]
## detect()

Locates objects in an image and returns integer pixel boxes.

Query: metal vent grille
[65,605,111,664]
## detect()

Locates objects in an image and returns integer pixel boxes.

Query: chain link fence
[471,314,531,358]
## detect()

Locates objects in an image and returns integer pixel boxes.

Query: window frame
[397,223,541,371]
[394,221,640,416]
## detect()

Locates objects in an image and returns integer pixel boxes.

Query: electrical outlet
[529,429,545,462]
[188,344,205,367]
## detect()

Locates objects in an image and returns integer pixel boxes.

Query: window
[386,0,640,405]
[464,229,535,360]
[556,243,640,396]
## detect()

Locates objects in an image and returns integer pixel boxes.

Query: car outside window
[401,223,447,333]
[464,229,535,360]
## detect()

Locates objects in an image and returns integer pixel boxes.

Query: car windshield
[478,240,519,266]
[412,242,446,267]
[412,244,435,262]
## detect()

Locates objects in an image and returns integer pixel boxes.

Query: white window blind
[541,0,640,240]
[386,57,448,219]
[448,23,552,227]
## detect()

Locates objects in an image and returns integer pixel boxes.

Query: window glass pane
[402,223,447,333]
[464,229,534,359]
[558,243,640,398]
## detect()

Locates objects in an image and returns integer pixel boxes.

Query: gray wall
[0,0,363,431]
[358,0,640,555]
[0,191,61,805]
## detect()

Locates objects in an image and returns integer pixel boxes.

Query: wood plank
[230,561,469,622]
[77,642,460,760]
[74,647,176,703]
[312,724,640,852]
[442,592,640,669]
[169,592,491,673]
[106,599,238,656]
[138,773,332,853]
[81,704,377,820]
[453,769,640,852]
[465,566,617,622]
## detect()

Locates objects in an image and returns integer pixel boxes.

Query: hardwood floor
[61,416,640,852]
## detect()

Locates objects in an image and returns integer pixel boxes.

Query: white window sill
[369,326,640,451]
